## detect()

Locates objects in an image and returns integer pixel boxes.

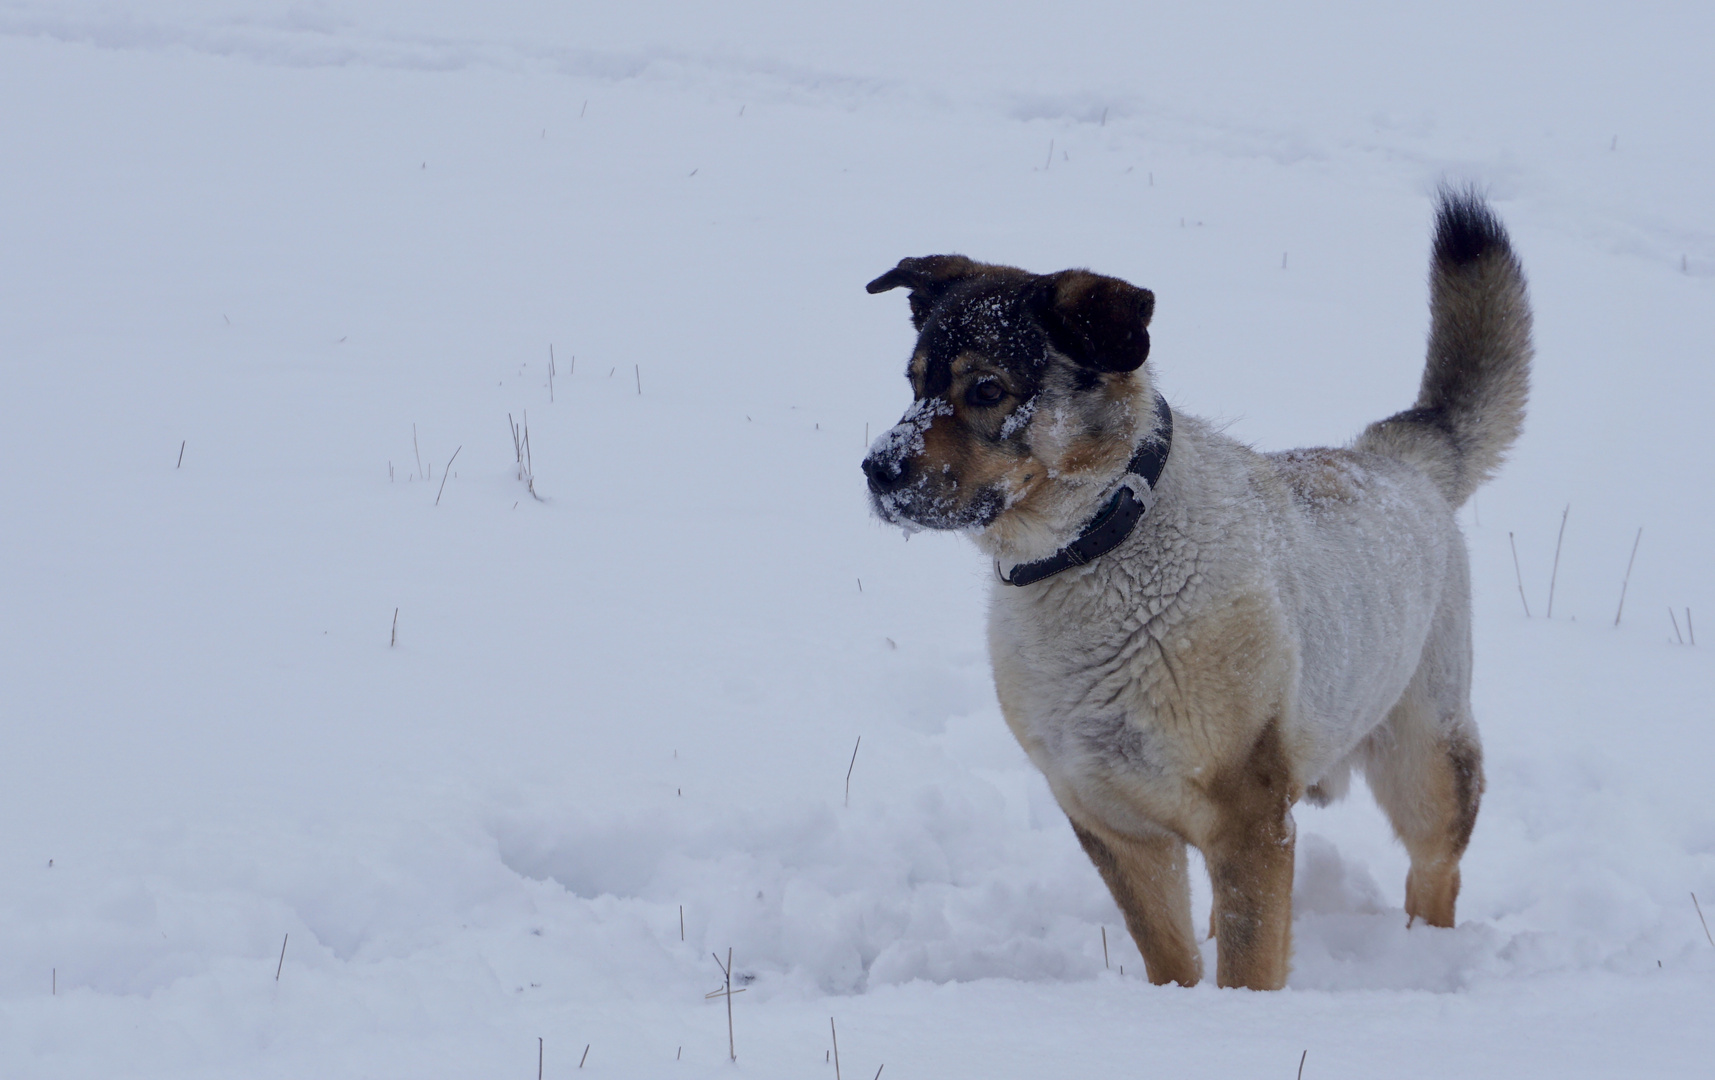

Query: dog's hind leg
[1363,594,1484,929]
[1070,820,1202,986]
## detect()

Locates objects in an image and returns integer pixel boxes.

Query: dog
[861,190,1531,989]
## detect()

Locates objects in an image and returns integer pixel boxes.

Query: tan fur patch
[1276,448,1369,508]
[1070,820,1202,986]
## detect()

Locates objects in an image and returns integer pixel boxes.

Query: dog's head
[862,255,1160,561]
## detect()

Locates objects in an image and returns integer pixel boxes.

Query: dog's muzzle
[862,452,911,495]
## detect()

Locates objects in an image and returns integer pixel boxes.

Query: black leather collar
[998,394,1173,587]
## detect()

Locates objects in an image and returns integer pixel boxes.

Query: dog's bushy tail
[1357,188,1532,507]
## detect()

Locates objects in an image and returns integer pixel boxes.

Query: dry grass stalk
[712,949,736,1061]
[509,414,544,501]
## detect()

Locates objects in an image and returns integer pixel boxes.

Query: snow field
[2,3,1713,1076]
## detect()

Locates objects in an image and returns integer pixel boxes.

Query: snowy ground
[2,2,1713,1076]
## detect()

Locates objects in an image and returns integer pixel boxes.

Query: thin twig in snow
[276,934,288,980]
[434,446,461,506]
[1670,607,1684,645]
[1614,527,1642,626]
[831,1018,841,1080]
[1694,893,1714,946]
[580,1044,589,1069]
[1297,1050,1308,1080]
[390,608,398,648]
[1546,505,1569,618]
[1509,533,1531,617]
[177,440,185,468]
[413,424,423,480]
[845,736,861,807]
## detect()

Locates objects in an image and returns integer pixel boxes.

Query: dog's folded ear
[1029,270,1155,372]
[866,255,981,329]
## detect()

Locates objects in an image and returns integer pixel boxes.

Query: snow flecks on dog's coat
[862,189,1532,990]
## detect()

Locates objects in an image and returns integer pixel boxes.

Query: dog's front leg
[1204,721,1297,990]
[1070,819,1202,986]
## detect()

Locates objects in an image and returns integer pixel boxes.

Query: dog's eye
[966,380,1006,407]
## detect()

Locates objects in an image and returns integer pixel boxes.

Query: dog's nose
[863,453,910,494]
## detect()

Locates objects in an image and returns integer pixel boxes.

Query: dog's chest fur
[987,415,1453,846]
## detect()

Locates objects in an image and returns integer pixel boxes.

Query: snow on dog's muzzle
[862,398,971,529]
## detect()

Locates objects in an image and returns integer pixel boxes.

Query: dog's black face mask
[862,256,1154,532]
